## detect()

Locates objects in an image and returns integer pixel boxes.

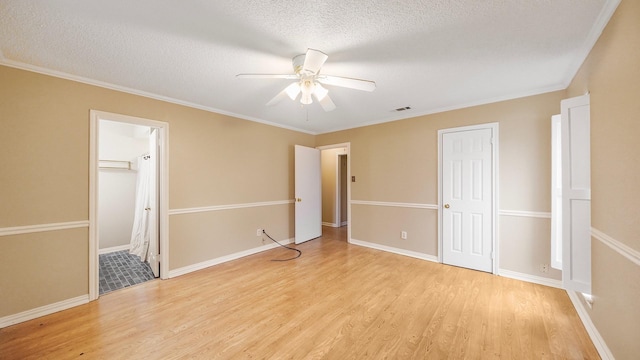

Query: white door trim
[317,143,351,242]
[437,123,499,274]
[89,110,170,301]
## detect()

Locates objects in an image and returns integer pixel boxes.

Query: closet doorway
[89,111,169,301]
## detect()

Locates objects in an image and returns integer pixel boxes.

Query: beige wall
[318,91,564,275]
[566,0,640,358]
[0,65,313,317]
[0,228,88,316]
[169,205,293,269]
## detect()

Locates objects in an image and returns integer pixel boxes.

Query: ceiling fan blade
[236,74,298,80]
[316,93,336,112]
[302,49,328,75]
[266,88,289,106]
[317,75,376,92]
[266,82,300,106]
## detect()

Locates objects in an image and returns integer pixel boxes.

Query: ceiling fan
[236,49,376,112]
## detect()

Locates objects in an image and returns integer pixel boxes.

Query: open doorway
[89,111,169,301]
[319,144,350,242]
[97,120,157,295]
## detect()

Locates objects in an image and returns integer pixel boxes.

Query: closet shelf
[99,160,132,170]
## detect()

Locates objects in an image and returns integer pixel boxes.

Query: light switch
[352,176,356,182]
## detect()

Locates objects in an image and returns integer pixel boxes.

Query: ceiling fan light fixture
[300,79,315,94]
[300,92,313,105]
[300,79,315,105]
[285,82,301,100]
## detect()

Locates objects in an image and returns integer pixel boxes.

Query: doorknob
[444,204,450,209]
[296,198,302,202]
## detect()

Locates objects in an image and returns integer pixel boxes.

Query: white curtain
[129,155,151,261]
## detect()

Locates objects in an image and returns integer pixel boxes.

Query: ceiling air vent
[394,106,411,112]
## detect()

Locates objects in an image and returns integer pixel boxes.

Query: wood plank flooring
[0,226,599,359]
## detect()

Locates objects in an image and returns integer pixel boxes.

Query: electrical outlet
[401,231,407,240]
[256,228,262,236]
[540,263,549,273]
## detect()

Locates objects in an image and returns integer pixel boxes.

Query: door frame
[89,110,170,301]
[437,123,499,274]
[318,143,351,241]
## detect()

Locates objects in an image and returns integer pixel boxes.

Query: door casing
[438,123,499,274]
[318,143,351,241]
[89,110,170,301]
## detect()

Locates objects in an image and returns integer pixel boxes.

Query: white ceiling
[0,0,619,134]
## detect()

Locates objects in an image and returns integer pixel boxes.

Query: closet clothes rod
[98,159,132,170]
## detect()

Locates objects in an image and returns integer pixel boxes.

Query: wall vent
[394,106,411,112]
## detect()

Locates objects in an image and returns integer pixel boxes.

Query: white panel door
[442,128,493,272]
[295,145,322,244]
[147,128,160,277]
[561,94,591,294]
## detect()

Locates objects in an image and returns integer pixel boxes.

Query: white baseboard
[566,290,614,360]
[0,295,89,329]
[322,222,347,228]
[168,238,293,278]
[497,269,563,288]
[98,244,130,254]
[349,238,439,262]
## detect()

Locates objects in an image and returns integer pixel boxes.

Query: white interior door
[561,94,591,294]
[147,129,160,277]
[295,145,322,244]
[441,127,494,273]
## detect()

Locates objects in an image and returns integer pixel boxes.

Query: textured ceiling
[0,0,619,134]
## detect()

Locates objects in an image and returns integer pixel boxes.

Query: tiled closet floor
[99,250,156,295]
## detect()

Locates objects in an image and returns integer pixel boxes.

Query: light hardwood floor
[0,226,599,359]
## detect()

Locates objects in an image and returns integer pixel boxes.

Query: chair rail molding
[591,227,640,266]
[350,200,438,210]
[169,200,294,216]
[0,220,89,237]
